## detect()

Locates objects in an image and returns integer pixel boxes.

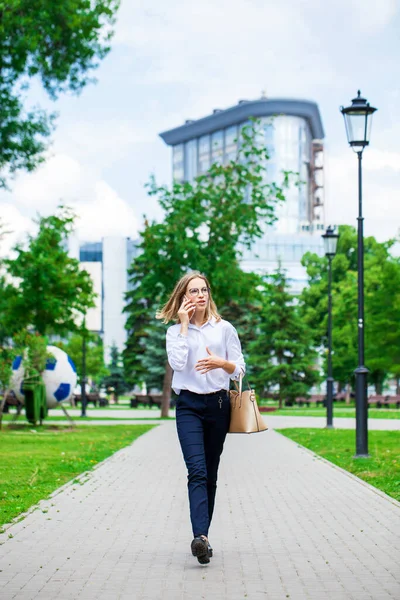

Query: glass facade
[198,134,210,173]
[211,130,223,165]
[224,125,238,162]
[185,139,198,182]
[172,144,184,182]
[80,242,103,262]
[162,100,324,293]
[174,115,316,236]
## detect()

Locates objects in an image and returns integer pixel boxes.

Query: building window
[262,118,275,159]
[185,139,198,182]
[173,144,184,182]
[211,130,223,165]
[224,125,237,162]
[198,134,210,173]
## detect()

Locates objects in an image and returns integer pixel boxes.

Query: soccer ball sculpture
[11,345,77,408]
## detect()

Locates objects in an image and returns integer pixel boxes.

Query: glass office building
[160,96,326,292]
[69,236,139,363]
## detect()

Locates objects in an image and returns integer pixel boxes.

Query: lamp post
[340,91,377,457]
[322,226,339,428]
[80,317,88,418]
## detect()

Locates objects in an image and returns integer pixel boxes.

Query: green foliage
[102,344,128,399]
[0,331,50,392]
[55,332,107,385]
[248,266,320,407]
[139,318,169,391]
[3,206,95,336]
[300,225,400,391]
[0,0,120,187]
[124,121,291,387]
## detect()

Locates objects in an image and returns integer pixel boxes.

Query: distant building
[70,236,138,364]
[159,95,326,292]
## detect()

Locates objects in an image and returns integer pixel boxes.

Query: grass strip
[0,424,155,530]
[278,428,400,502]
[3,409,400,421]
[1,414,167,422]
[269,408,400,419]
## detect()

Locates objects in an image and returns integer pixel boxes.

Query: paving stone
[0,423,399,600]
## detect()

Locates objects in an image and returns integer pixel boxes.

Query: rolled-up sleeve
[226,326,246,381]
[166,327,189,372]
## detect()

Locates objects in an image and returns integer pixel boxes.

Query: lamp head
[340,91,377,152]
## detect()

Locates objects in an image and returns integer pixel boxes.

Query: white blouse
[166,317,246,394]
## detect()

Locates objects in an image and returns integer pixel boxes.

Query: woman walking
[157,271,245,565]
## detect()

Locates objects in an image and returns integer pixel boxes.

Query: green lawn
[278,428,400,502]
[269,407,400,419]
[4,406,400,422]
[0,424,155,530]
[1,413,167,422]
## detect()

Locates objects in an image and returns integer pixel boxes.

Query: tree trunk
[345,383,351,405]
[161,362,172,418]
[0,389,10,431]
[396,377,400,396]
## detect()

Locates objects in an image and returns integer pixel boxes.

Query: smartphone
[184,295,195,316]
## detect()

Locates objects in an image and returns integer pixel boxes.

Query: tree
[249,266,320,408]
[102,344,128,403]
[3,206,95,336]
[55,332,107,387]
[139,317,169,392]
[0,0,120,188]
[124,121,292,415]
[300,225,400,393]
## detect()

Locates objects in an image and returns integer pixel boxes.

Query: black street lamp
[322,226,339,428]
[80,317,88,418]
[340,91,377,457]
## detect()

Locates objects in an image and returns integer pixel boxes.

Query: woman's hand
[195,347,226,374]
[178,296,196,325]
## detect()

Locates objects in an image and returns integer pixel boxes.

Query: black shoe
[207,542,213,558]
[191,536,210,564]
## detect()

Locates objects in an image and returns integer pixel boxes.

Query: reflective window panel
[211,130,223,164]
[198,134,210,173]
[224,125,237,162]
[173,144,184,181]
[185,139,198,182]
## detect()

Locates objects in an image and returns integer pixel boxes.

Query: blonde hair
[156,271,222,324]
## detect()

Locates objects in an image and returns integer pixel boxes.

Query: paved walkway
[16,416,400,430]
[33,407,400,430]
[1,423,399,600]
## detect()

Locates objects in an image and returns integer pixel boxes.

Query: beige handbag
[229,374,268,434]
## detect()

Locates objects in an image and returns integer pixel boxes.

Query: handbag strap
[232,371,251,396]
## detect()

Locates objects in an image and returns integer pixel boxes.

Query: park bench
[295,394,326,407]
[72,392,108,407]
[130,394,177,409]
[334,392,348,402]
[368,395,400,408]
[1,391,23,414]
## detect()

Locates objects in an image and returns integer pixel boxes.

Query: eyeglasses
[188,287,210,297]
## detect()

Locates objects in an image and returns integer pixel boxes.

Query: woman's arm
[195,324,246,377]
[166,327,189,372]
[195,347,236,374]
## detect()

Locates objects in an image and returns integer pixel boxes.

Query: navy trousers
[176,388,231,538]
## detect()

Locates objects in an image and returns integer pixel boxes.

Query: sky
[1,0,400,257]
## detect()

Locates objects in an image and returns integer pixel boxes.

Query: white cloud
[73,180,138,241]
[0,203,34,258]
[0,152,139,254]
[363,149,400,172]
